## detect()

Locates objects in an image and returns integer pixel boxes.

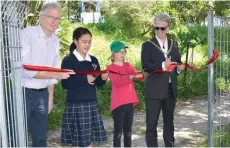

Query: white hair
[154,13,170,25]
[40,2,61,15]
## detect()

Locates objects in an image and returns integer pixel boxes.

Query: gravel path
[47,95,230,147]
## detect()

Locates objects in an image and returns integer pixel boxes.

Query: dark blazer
[141,37,182,99]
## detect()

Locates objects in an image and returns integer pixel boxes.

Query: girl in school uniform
[60,27,108,147]
[106,41,144,147]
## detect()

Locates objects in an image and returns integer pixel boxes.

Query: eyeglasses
[155,27,167,31]
[42,14,61,22]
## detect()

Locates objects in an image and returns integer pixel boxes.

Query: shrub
[48,83,66,129]
[201,124,230,147]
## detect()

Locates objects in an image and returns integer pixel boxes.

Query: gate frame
[0,1,27,147]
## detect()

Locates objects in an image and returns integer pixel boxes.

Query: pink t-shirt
[107,62,139,112]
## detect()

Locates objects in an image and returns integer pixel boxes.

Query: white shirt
[156,36,168,70]
[73,50,91,62]
[21,25,60,89]
[156,36,168,58]
[156,36,172,83]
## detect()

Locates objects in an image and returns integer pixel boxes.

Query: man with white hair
[141,13,185,147]
[21,2,74,147]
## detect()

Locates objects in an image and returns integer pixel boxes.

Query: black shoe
[146,135,158,147]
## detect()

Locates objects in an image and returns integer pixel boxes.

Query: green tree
[100,1,173,39]
[213,1,230,16]
[22,0,43,26]
[169,1,210,23]
[60,0,81,22]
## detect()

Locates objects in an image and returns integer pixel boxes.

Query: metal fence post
[0,1,9,146]
[208,9,214,147]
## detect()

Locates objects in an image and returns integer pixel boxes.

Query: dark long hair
[69,27,92,53]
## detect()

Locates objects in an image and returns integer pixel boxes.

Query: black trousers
[112,103,134,147]
[145,84,176,147]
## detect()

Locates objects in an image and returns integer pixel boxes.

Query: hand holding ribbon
[164,56,177,70]
[87,75,96,85]
[101,72,109,80]
[155,49,219,73]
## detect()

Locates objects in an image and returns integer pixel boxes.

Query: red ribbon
[22,65,144,81]
[22,49,219,80]
[22,64,108,76]
[108,70,144,81]
[154,49,219,73]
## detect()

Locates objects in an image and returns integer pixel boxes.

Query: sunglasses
[155,27,167,31]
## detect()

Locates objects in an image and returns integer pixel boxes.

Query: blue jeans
[25,87,48,147]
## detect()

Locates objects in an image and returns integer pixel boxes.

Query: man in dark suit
[141,13,185,147]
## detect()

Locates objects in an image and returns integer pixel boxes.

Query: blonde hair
[110,52,125,63]
[154,13,170,26]
[111,53,115,62]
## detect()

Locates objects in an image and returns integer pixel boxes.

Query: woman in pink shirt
[107,41,144,147]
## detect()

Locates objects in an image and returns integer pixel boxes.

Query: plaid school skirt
[61,100,107,147]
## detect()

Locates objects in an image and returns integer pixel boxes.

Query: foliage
[56,17,75,57]
[177,69,208,100]
[171,24,208,54]
[169,1,210,23]
[100,1,172,39]
[96,82,112,116]
[48,83,66,129]
[201,124,230,147]
[22,0,43,26]
[214,58,230,92]
[60,0,81,22]
[213,1,230,16]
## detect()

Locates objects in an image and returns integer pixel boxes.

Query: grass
[200,123,230,147]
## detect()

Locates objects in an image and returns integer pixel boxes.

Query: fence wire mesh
[210,15,230,147]
[0,1,27,147]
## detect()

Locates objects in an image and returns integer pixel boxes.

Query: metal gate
[208,11,230,147]
[0,1,27,147]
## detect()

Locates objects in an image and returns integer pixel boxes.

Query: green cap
[110,40,128,52]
